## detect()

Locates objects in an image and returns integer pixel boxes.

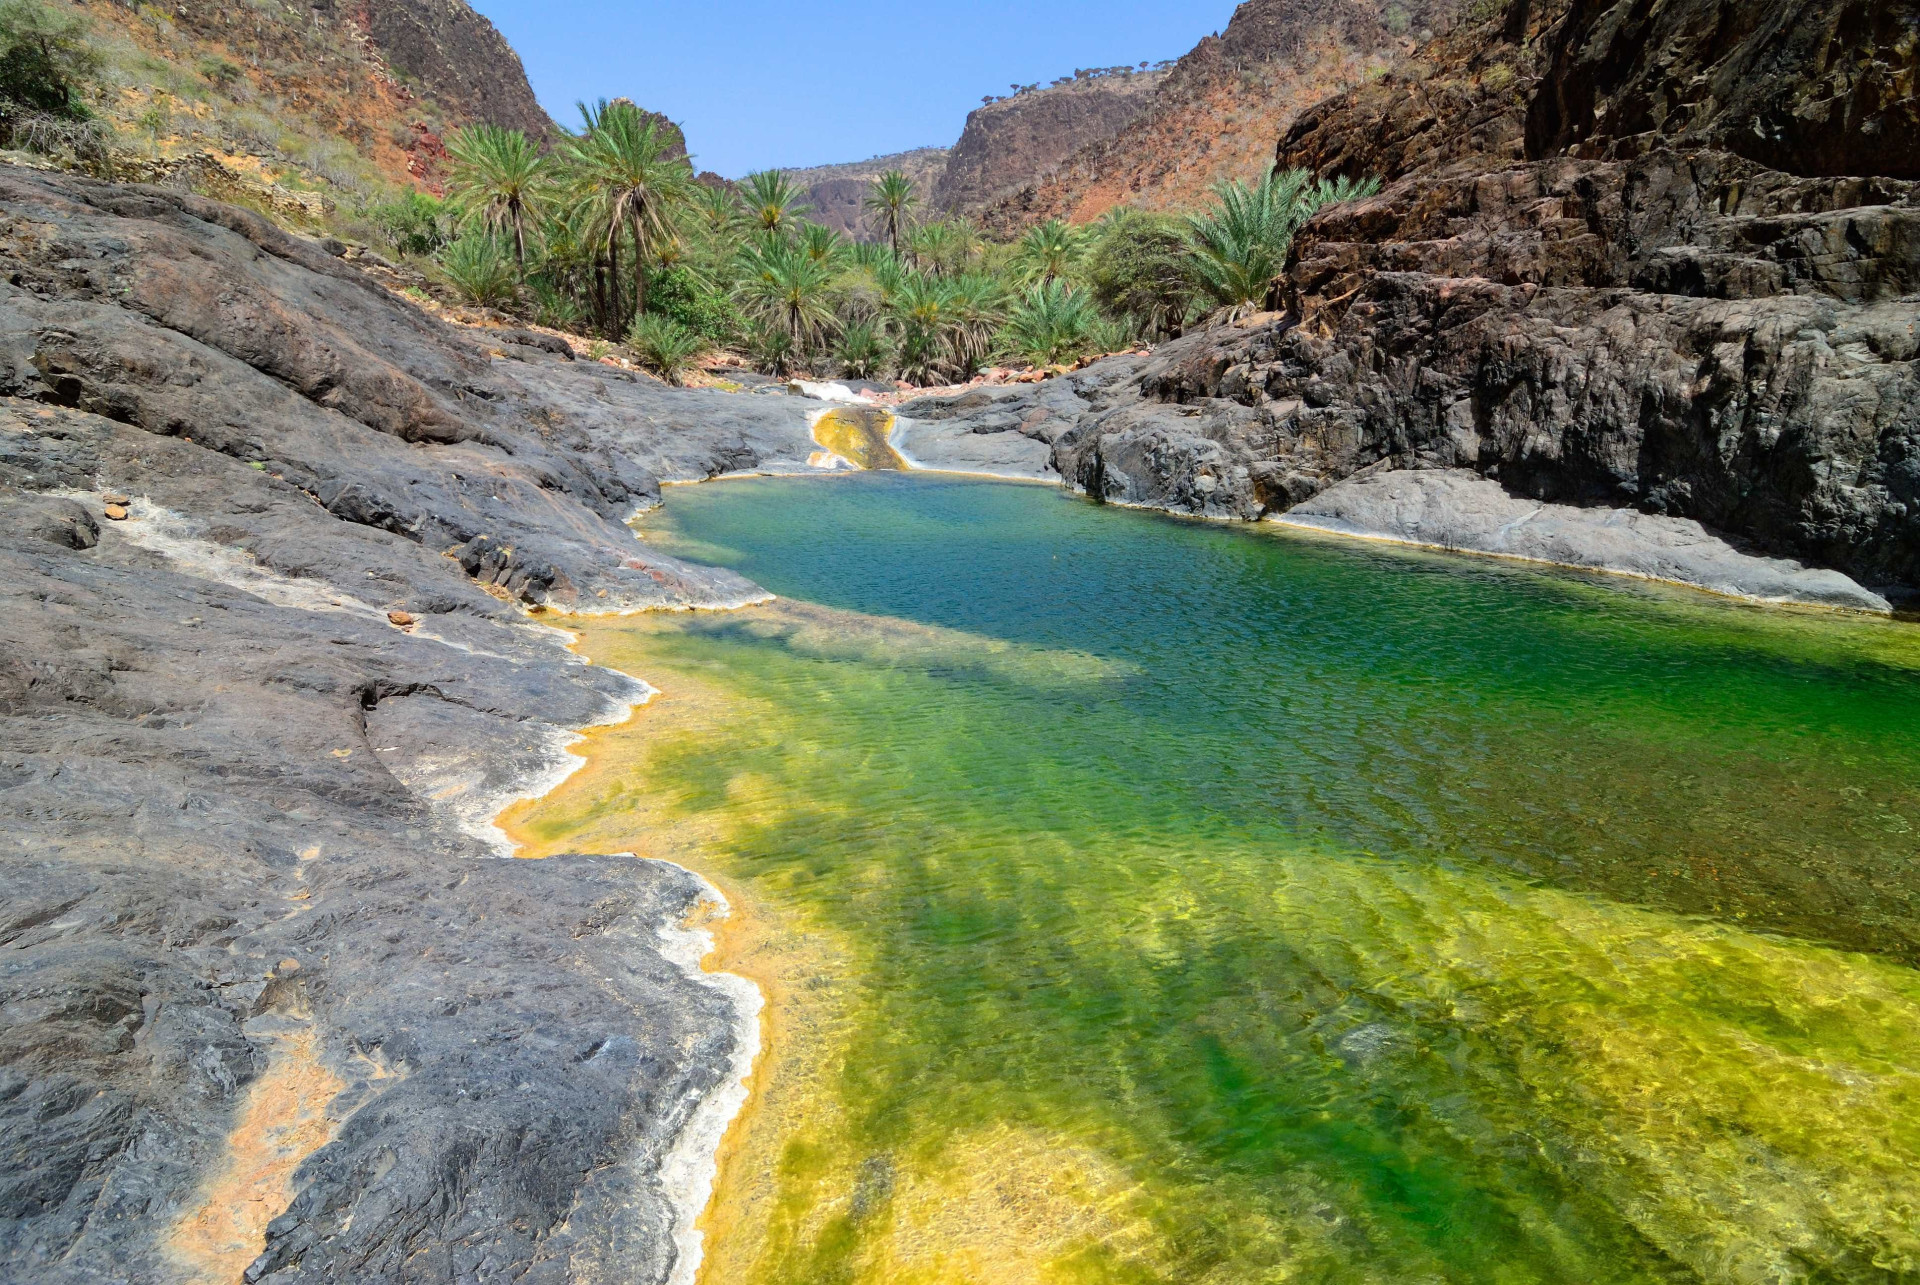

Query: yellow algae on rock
[812,408,907,471]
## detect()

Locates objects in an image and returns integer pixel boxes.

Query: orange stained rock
[168,1028,344,1284]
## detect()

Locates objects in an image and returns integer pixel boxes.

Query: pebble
[388,610,416,627]
[102,491,129,505]
[103,504,128,521]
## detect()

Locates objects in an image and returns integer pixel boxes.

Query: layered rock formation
[776,70,1168,235]
[981,0,1462,231]
[0,165,841,1282]
[934,69,1167,215]
[916,0,1919,604]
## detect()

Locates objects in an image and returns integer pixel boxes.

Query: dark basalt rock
[912,0,1920,602]
[0,164,838,1282]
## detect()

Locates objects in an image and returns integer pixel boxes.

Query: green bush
[529,278,584,332]
[836,319,887,379]
[627,312,705,385]
[744,321,794,377]
[1085,208,1195,340]
[372,190,448,257]
[197,55,242,91]
[439,233,516,307]
[648,265,741,343]
[0,0,98,120]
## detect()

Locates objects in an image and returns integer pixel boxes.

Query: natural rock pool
[508,473,1920,1285]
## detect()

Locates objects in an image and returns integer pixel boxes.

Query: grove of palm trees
[393,98,1379,386]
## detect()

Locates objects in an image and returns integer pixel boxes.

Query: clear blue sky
[467,1,1237,177]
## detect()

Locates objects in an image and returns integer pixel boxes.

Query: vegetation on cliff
[0,0,103,166]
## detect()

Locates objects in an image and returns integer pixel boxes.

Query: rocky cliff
[914,0,1920,602]
[327,0,557,139]
[934,69,1167,215]
[0,164,842,1283]
[778,147,950,238]
[52,0,553,198]
[981,0,1462,231]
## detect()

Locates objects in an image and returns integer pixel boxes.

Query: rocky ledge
[905,0,1920,609]
[1279,468,1893,611]
[0,164,868,1283]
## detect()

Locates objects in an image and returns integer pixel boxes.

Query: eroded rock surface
[0,166,834,1283]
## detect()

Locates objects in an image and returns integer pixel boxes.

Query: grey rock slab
[0,163,775,1283]
[1278,468,1893,611]
[0,473,749,1284]
[891,413,1056,480]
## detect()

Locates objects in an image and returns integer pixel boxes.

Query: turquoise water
[527,473,1920,1284]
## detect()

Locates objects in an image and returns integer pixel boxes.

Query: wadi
[1,0,1916,1282]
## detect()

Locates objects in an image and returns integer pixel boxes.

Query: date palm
[1184,166,1380,320]
[862,169,917,258]
[691,180,739,236]
[885,270,961,384]
[567,99,695,325]
[906,219,973,278]
[445,124,546,272]
[737,169,810,236]
[735,235,838,356]
[1012,218,1085,285]
[944,272,1007,378]
[1000,278,1097,367]
[796,220,846,267]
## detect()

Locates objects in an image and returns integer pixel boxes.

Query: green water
[539,474,1920,1283]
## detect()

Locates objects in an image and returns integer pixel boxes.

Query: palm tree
[1184,167,1381,320]
[440,232,517,307]
[1001,278,1097,366]
[839,244,904,327]
[445,124,546,272]
[737,169,810,236]
[906,219,973,278]
[836,319,887,378]
[567,99,695,328]
[691,180,739,236]
[1310,174,1382,207]
[627,313,705,385]
[885,270,961,384]
[735,235,839,357]
[1012,218,1085,285]
[863,169,917,258]
[795,220,845,267]
[944,272,1008,378]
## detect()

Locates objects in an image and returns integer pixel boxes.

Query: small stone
[387,610,416,627]
[277,958,301,973]
[102,491,129,505]
[103,504,129,521]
